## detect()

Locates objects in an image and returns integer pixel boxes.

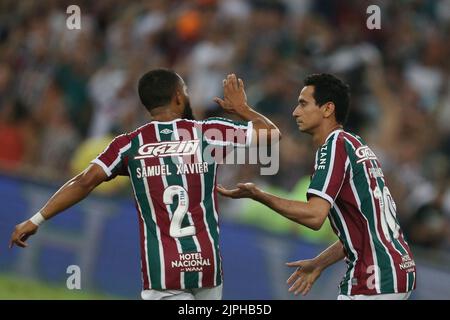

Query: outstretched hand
[286,259,323,296]
[213,74,249,114]
[9,220,38,249]
[216,183,259,199]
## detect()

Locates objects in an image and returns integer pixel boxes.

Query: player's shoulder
[323,129,347,147]
[126,122,155,139]
[113,122,160,145]
[321,130,364,155]
[338,130,366,150]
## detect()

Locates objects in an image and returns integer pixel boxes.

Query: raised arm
[9,163,108,248]
[214,73,281,144]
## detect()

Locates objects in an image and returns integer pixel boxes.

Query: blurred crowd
[0,0,449,249]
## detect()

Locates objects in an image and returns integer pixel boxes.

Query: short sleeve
[91,134,132,179]
[307,133,348,206]
[201,117,253,147]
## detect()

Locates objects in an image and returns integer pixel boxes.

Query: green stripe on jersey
[407,271,414,292]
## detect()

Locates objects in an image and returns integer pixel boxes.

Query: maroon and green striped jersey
[92,118,252,290]
[307,129,416,295]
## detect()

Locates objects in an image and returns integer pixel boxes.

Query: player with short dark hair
[218,73,417,300]
[138,69,195,121]
[9,69,280,300]
[303,73,350,125]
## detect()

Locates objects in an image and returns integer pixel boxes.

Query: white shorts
[337,291,412,300]
[141,284,223,300]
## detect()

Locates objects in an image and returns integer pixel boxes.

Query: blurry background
[0,0,449,299]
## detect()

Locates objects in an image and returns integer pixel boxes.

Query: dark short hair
[138,69,182,111]
[304,73,350,125]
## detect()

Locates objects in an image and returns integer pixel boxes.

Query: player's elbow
[75,168,104,192]
[309,216,326,231]
[253,120,282,145]
[305,207,329,231]
[75,174,97,192]
[305,197,331,231]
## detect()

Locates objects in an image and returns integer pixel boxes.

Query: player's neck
[150,109,183,122]
[312,123,343,148]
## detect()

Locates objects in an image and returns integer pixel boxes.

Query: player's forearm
[235,105,280,136]
[313,240,346,271]
[38,172,100,221]
[252,189,322,230]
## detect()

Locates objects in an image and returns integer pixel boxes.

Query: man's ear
[175,90,183,105]
[323,102,336,119]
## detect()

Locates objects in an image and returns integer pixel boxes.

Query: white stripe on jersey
[91,158,112,176]
[314,149,319,171]
[307,189,334,205]
[204,137,247,148]
[138,133,166,289]
[173,122,202,288]
[406,268,409,292]
[321,131,338,194]
[201,119,249,129]
[93,141,132,176]
[108,142,132,173]
[211,164,219,229]
[210,163,221,279]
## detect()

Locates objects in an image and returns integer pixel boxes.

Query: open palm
[286,259,323,296]
[216,183,258,199]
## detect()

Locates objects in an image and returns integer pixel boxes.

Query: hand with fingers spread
[9,220,39,249]
[286,258,323,296]
[216,183,260,200]
[213,73,249,114]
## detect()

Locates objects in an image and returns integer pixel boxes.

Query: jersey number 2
[374,186,400,242]
[163,185,196,238]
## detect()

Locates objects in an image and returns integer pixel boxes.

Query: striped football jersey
[92,117,253,290]
[307,129,416,295]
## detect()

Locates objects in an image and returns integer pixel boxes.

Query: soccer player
[218,73,417,300]
[9,70,280,300]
